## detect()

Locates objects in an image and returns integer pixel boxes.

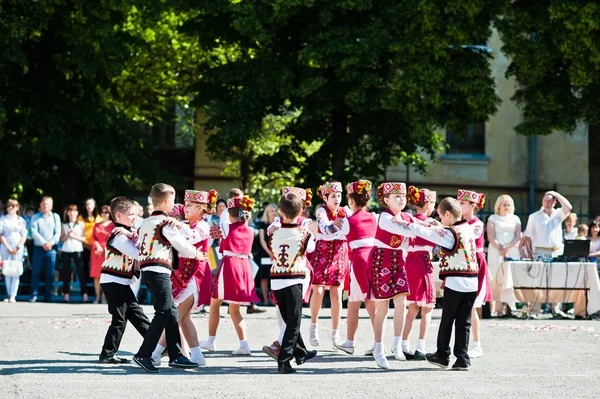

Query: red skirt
[212,256,259,304]
[348,246,372,302]
[405,251,436,306]
[476,252,493,303]
[369,247,409,300]
[311,239,348,287]
[195,260,213,306]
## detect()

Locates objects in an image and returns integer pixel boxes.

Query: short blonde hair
[261,204,278,224]
[494,194,515,215]
[150,183,175,207]
[565,212,577,223]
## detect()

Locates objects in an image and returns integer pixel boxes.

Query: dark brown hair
[348,192,369,209]
[150,183,175,207]
[588,220,600,237]
[279,193,303,220]
[5,199,21,216]
[63,204,79,223]
[437,197,462,219]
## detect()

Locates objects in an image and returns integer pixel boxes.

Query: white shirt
[405,223,478,293]
[373,212,414,250]
[61,222,85,253]
[143,223,198,275]
[563,229,577,240]
[100,233,140,286]
[219,209,230,226]
[524,207,568,251]
[315,207,349,241]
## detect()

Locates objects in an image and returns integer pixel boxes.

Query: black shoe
[278,361,296,374]
[44,296,52,303]
[133,356,159,373]
[452,362,470,371]
[168,356,199,369]
[425,353,449,369]
[413,350,426,361]
[99,355,131,364]
[403,351,415,360]
[295,350,317,365]
[247,304,266,314]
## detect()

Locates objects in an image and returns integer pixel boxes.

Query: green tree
[182,0,504,190]
[496,1,600,214]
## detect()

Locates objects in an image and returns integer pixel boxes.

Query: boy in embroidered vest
[99,197,150,364]
[269,193,317,373]
[132,183,204,373]
[393,197,478,370]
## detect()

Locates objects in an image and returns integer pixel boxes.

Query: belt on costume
[223,251,249,258]
[476,248,484,253]
[349,238,375,249]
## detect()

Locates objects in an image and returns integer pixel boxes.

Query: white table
[496,261,600,317]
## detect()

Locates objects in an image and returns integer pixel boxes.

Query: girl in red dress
[457,189,490,359]
[90,206,115,304]
[309,181,349,348]
[401,186,438,360]
[200,196,259,356]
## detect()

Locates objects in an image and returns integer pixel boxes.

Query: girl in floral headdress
[199,196,260,356]
[457,189,490,359]
[151,189,218,367]
[309,181,349,349]
[334,180,378,356]
[400,186,438,360]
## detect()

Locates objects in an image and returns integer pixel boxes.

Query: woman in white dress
[0,199,28,303]
[486,195,522,317]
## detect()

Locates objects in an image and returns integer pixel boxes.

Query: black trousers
[273,284,308,363]
[136,271,182,361]
[61,252,87,295]
[436,286,477,365]
[101,282,150,357]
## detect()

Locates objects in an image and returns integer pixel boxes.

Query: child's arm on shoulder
[162,224,197,259]
[180,222,210,244]
[396,220,456,250]
[110,234,141,260]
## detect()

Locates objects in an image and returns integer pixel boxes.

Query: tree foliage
[180,0,504,189]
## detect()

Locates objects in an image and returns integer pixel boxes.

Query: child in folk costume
[268,193,318,373]
[334,180,378,356]
[457,189,490,359]
[401,186,438,360]
[393,197,478,370]
[99,197,150,364]
[133,183,203,373]
[309,181,349,348]
[151,189,218,367]
[263,187,314,360]
[200,196,260,355]
[370,182,416,369]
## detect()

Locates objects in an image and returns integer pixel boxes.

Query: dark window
[446,123,485,155]
[149,104,194,149]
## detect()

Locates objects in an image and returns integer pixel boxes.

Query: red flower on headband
[305,188,313,208]
[239,196,255,212]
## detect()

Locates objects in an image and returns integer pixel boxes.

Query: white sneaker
[364,343,375,356]
[331,334,342,347]
[152,357,161,367]
[232,346,251,355]
[9,298,16,303]
[309,327,320,347]
[392,347,406,361]
[199,340,216,352]
[334,340,354,355]
[2,298,9,303]
[375,355,389,369]
[191,353,207,367]
[468,346,483,359]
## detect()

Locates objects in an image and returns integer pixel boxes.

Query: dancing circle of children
[334,180,378,356]
[400,186,439,360]
[309,182,349,348]
[151,189,218,367]
[199,196,260,355]
[457,190,491,359]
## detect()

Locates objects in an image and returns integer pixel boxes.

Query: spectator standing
[30,196,61,302]
[255,203,277,305]
[486,195,521,317]
[90,206,115,304]
[563,213,578,240]
[521,191,572,258]
[588,221,600,261]
[0,199,27,302]
[79,198,103,281]
[61,205,88,303]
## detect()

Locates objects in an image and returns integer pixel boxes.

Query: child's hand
[113,226,133,238]
[392,217,410,227]
[267,225,279,236]
[166,217,183,230]
[333,218,344,228]
[195,250,207,261]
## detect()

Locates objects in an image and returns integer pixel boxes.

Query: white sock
[472,341,481,349]
[343,340,354,347]
[277,324,286,345]
[374,342,384,357]
[310,322,318,331]
[332,329,339,338]
[190,346,202,360]
[151,344,165,361]
[393,336,400,349]
[401,340,410,353]
[275,306,284,329]
[416,339,426,353]
[239,339,249,349]
[206,335,216,344]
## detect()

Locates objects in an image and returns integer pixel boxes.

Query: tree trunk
[331,102,347,182]
[589,124,600,219]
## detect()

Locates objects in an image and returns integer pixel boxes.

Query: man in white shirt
[521,191,572,258]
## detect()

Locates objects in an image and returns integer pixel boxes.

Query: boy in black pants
[269,193,317,373]
[133,183,203,373]
[99,196,150,364]
[393,197,478,370]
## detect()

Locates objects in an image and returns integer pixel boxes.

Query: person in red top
[90,205,115,304]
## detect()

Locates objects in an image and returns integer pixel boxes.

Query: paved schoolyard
[1,302,599,398]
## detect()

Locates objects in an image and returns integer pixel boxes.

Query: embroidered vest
[220,221,253,255]
[374,210,412,249]
[438,221,478,279]
[138,214,173,270]
[269,225,310,279]
[347,209,377,247]
[172,221,210,296]
[101,231,137,279]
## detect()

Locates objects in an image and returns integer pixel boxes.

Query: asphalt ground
[1,302,599,398]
